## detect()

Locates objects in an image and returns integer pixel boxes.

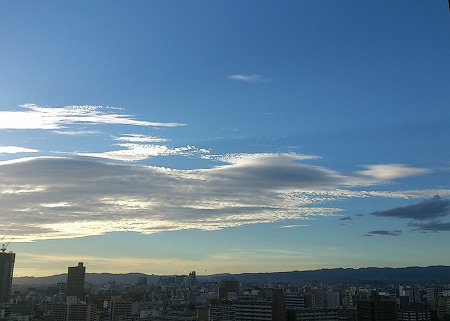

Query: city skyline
[0,1,449,277]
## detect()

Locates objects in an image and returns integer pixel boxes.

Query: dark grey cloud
[356,213,364,218]
[365,230,402,236]
[370,195,450,221]
[409,221,450,232]
[339,216,352,221]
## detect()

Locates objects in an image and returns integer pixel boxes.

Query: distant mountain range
[13,266,450,286]
[202,266,450,283]
[13,273,159,287]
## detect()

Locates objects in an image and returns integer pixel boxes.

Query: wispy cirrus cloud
[0,104,185,130]
[76,144,210,162]
[215,152,319,164]
[114,134,169,143]
[52,130,103,136]
[229,74,269,83]
[0,146,39,154]
[281,224,309,228]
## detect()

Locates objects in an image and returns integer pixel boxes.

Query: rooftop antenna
[1,237,14,253]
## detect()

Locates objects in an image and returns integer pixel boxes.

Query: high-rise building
[218,279,240,299]
[272,288,287,321]
[287,308,338,321]
[67,303,97,321]
[326,291,340,309]
[398,303,431,321]
[285,295,305,310]
[45,302,98,321]
[197,300,236,321]
[67,262,86,301]
[46,302,68,321]
[235,300,273,321]
[188,271,197,287]
[112,301,139,321]
[0,250,15,303]
[357,292,397,321]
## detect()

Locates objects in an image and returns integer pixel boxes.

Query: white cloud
[216,152,319,164]
[52,130,102,136]
[0,146,39,154]
[281,224,309,228]
[355,164,431,181]
[229,74,269,83]
[0,185,45,194]
[0,104,186,130]
[114,134,168,143]
[40,202,73,208]
[76,144,210,162]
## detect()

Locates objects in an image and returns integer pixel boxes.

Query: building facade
[0,251,15,303]
[357,298,397,321]
[67,263,86,301]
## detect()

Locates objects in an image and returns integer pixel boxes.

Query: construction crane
[1,237,14,253]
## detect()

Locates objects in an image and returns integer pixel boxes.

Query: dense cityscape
[2,251,450,321]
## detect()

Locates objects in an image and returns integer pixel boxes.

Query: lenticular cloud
[0,155,342,241]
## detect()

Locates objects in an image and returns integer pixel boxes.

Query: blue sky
[0,1,449,277]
